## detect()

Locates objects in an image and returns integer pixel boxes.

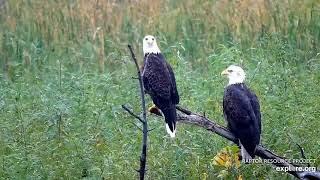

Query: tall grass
[0,0,319,179]
[1,0,320,72]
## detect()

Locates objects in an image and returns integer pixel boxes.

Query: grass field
[0,0,320,179]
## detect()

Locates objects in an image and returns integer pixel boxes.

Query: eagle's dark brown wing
[166,61,180,105]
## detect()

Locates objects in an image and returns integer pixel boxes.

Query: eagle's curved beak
[221,69,228,76]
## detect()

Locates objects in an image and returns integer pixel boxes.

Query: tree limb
[175,106,320,180]
[122,104,144,123]
[123,45,148,180]
[295,143,310,167]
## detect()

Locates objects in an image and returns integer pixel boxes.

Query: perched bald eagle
[221,65,261,163]
[142,35,180,138]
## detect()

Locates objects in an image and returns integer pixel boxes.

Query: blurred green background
[0,0,319,179]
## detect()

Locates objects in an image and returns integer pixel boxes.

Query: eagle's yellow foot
[148,104,162,116]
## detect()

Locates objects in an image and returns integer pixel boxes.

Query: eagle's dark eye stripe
[228,70,233,72]
[145,38,148,41]
[152,38,154,40]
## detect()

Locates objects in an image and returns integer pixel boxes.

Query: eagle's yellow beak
[221,69,229,76]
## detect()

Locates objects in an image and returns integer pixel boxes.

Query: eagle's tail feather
[162,106,177,138]
[165,123,176,138]
[240,141,252,163]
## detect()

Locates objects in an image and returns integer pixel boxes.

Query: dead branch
[122,104,144,123]
[295,143,310,167]
[176,106,320,180]
[122,45,148,180]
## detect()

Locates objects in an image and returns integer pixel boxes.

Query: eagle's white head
[143,35,161,55]
[221,65,246,85]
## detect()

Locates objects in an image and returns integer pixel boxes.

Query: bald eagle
[221,65,261,163]
[142,35,180,138]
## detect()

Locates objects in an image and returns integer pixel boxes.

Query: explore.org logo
[275,166,316,172]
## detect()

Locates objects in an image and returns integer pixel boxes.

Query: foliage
[212,145,242,179]
[0,0,319,179]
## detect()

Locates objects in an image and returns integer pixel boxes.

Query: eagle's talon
[148,105,162,116]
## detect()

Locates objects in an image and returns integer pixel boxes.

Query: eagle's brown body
[142,53,179,136]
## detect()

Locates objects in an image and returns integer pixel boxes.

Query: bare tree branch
[122,45,148,180]
[295,143,310,167]
[122,104,144,123]
[176,106,320,180]
[147,127,156,132]
[287,133,310,167]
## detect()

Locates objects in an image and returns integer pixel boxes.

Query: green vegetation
[0,0,319,179]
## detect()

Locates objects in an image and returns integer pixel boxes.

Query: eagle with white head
[221,65,261,163]
[142,35,180,138]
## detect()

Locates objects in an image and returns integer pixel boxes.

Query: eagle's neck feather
[143,44,161,55]
[228,77,245,85]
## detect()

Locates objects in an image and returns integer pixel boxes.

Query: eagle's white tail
[165,123,176,138]
[240,141,252,163]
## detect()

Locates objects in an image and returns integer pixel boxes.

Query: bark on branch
[123,45,148,180]
[175,106,320,180]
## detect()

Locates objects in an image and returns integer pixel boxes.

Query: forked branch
[122,45,148,180]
